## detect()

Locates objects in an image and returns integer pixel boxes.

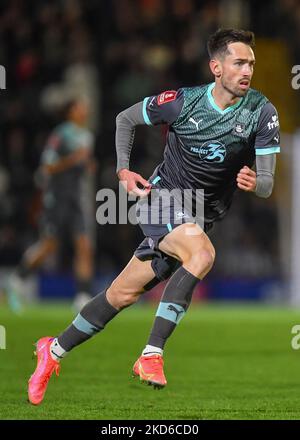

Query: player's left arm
[237,102,280,198]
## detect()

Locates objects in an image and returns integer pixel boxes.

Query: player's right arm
[116,90,184,196]
[253,101,280,198]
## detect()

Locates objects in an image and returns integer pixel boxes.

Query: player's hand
[236,166,256,192]
[117,169,152,197]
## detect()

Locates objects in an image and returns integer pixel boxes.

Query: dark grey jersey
[142,84,280,222]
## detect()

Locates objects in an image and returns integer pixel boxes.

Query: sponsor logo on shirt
[148,237,154,249]
[189,117,203,130]
[157,90,177,105]
[175,211,188,219]
[190,141,226,163]
[267,115,279,130]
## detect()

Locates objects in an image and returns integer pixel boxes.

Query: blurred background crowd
[0,0,299,302]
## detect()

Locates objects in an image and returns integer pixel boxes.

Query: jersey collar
[207,82,243,115]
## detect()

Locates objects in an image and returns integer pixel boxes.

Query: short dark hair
[207,28,255,59]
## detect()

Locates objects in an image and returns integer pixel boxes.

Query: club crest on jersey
[157,91,177,105]
[190,141,226,163]
[232,122,247,138]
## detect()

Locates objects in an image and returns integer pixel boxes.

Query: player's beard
[222,78,249,98]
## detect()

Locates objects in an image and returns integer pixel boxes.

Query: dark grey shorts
[134,181,213,284]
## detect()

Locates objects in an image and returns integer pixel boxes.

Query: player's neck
[211,83,241,111]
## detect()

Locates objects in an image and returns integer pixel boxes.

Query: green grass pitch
[0,302,300,420]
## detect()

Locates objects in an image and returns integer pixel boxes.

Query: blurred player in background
[27,29,281,404]
[5,97,95,313]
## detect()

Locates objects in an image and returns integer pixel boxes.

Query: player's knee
[198,246,215,271]
[113,291,140,310]
[185,246,215,276]
[106,283,141,310]
[119,293,139,309]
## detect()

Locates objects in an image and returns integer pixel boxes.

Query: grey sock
[57,290,119,352]
[147,267,199,349]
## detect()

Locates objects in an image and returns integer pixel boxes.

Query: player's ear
[209,59,222,78]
